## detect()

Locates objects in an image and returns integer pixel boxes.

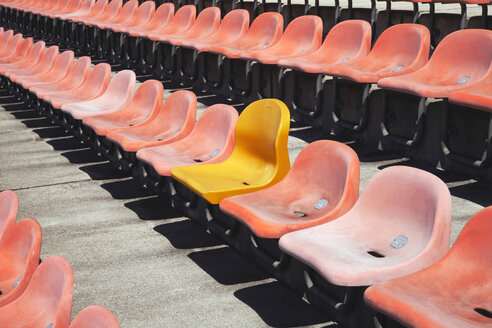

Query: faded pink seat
[136,103,238,176]
[449,83,492,114]
[146,5,196,42]
[0,218,42,307]
[0,255,74,328]
[70,0,107,23]
[105,90,197,152]
[277,20,372,74]
[18,50,74,89]
[69,305,120,328]
[279,166,452,286]
[61,70,136,120]
[239,15,323,65]
[377,29,492,98]
[110,0,155,33]
[323,24,430,83]
[220,140,360,239]
[82,0,122,26]
[0,36,32,65]
[126,3,174,37]
[0,41,45,76]
[6,46,59,83]
[0,190,18,249]
[206,12,283,59]
[95,0,137,30]
[364,206,492,328]
[56,0,94,19]
[45,63,112,109]
[82,79,164,136]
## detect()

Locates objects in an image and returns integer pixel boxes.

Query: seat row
[1,0,491,177]
[0,30,490,326]
[0,190,120,328]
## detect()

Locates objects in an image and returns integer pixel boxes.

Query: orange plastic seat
[160,6,220,46]
[95,0,137,30]
[0,190,18,248]
[171,98,291,205]
[111,0,155,33]
[0,41,45,75]
[239,15,323,65]
[82,79,163,140]
[377,29,492,98]
[105,89,197,152]
[82,0,121,26]
[0,36,32,65]
[0,218,42,307]
[179,9,250,52]
[17,50,74,89]
[146,5,196,41]
[70,0,107,23]
[0,255,73,328]
[45,62,111,109]
[205,12,283,59]
[29,56,92,97]
[277,20,372,74]
[126,3,174,37]
[69,306,120,328]
[323,24,430,82]
[0,33,22,60]
[364,206,492,328]
[279,166,451,286]
[136,103,238,176]
[61,70,136,120]
[220,140,360,239]
[6,45,59,82]
[57,0,94,20]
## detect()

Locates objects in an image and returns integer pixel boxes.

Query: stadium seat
[56,0,95,20]
[0,36,32,65]
[134,103,238,193]
[0,255,74,328]
[83,0,122,26]
[0,218,42,307]
[278,166,451,324]
[61,69,136,120]
[220,140,360,239]
[82,79,164,150]
[0,40,45,76]
[277,20,372,74]
[171,98,290,206]
[239,15,323,65]
[146,5,196,41]
[0,190,18,248]
[207,11,283,58]
[364,206,492,328]
[69,305,120,328]
[450,83,492,113]
[5,45,59,83]
[0,33,24,61]
[105,90,197,170]
[44,62,111,114]
[378,29,492,149]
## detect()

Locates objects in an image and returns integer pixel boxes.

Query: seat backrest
[271,15,322,55]
[0,30,14,49]
[88,0,108,17]
[0,218,42,307]
[34,46,60,74]
[97,0,121,21]
[129,1,155,26]
[230,98,290,183]
[362,24,430,71]
[92,69,136,105]
[77,0,95,14]
[423,29,492,85]
[77,62,112,97]
[181,6,220,36]
[21,41,46,67]
[119,79,163,121]
[110,0,137,23]
[141,2,174,30]
[318,19,372,64]
[151,90,197,137]
[13,37,33,59]
[3,33,23,54]
[0,190,18,248]
[349,166,451,259]
[48,50,75,77]
[211,9,249,43]
[0,256,74,328]
[69,306,120,328]
[234,12,283,50]
[163,4,196,32]
[63,56,92,88]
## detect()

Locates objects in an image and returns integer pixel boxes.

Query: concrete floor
[0,73,491,327]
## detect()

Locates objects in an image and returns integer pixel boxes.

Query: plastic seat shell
[69,305,120,328]
[220,140,360,239]
[364,206,492,328]
[279,166,452,287]
[171,98,291,205]
[449,83,492,114]
[0,190,18,249]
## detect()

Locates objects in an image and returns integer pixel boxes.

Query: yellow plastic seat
[171,99,291,205]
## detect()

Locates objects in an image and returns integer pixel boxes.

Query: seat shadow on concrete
[33,126,70,138]
[378,159,470,184]
[449,181,492,207]
[9,108,39,119]
[61,148,106,164]
[20,117,53,128]
[188,246,270,285]
[1,101,27,111]
[100,178,155,200]
[125,195,182,221]
[46,136,87,151]
[153,219,222,249]
[79,162,129,180]
[234,281,336,328]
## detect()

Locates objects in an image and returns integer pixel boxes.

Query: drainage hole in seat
[367,251,385,258]
[193,159,203,163]
[294,211,307,217]
[474,308,492,319]
[242,182,249,185]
